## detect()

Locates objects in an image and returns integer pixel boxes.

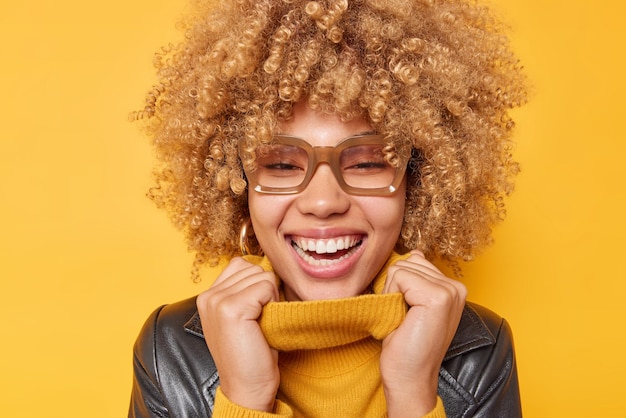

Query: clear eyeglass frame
[240,133,410,196]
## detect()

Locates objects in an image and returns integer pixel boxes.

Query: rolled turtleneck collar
[243,252,410,351]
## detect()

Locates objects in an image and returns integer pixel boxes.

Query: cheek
[385,200,405,230]
[248,194,290,236]
[386,182,407,230]
[361,194,405,233]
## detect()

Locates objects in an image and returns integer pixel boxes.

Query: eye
[256,144,308,178]
[347,161,387,170]
[263,161,303,171]
[341,145,390,172]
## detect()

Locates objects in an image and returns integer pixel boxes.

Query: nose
[295,163,350,218]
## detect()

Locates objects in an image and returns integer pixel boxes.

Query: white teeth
[293,236,360,255]
[314,239,337,254]
[293,242,360,266]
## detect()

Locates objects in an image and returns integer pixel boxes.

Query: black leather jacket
[129,297,521,417]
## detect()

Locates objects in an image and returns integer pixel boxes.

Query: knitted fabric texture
[245,252,409,350]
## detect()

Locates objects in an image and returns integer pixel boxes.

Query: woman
[129,0,527,416]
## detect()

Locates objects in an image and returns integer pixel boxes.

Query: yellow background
[1,0,624,416]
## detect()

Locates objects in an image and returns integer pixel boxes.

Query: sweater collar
[183,253,496,359]
[184,302,495,361]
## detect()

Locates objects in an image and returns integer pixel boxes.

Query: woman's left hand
[380,250,467,417]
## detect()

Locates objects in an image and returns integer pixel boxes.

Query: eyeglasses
[241,134,409,196]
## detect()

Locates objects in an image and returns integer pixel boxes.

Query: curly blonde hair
[133,0,527,280]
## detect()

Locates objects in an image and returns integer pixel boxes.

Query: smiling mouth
[291,235,363,266]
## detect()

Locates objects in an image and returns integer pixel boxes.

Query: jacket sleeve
[471,317,521,417]
[129,306,171,418]
[439,304,522,418]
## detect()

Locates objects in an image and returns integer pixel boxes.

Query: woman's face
[249,102,406,301]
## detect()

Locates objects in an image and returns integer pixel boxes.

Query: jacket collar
[443,303,494,361]
[183,302,495,361]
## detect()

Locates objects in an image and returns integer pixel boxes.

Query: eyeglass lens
[253,140,398,190]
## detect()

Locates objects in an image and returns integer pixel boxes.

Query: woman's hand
[196,257,280,412]
[380,250,467,417]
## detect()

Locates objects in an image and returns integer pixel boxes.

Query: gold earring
[239,218,253,256]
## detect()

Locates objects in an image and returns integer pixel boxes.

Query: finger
[402,252,440,272]
[208,257,279,299]
[390,266,465,306]
[385,264,467,312]
[197,262,279,319]
[199,272,279,309]
[389,260,441,281]
[383,252,439,294]
[211,257,264,287]
[207,279,280,322]
[384,262,441,294]
[391,263,466,296]
[385,254,465,295]
[210,266,273,294]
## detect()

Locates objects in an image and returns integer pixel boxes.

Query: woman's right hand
[196,257,280,412]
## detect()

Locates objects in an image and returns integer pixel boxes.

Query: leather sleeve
[128,298,219,418]
[129,305,171,418]
[439,304,522,418]
[471,316,521,417]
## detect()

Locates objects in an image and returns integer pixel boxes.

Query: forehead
[278,102,374,147]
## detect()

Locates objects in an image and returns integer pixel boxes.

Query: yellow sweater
[212,253,446,417]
